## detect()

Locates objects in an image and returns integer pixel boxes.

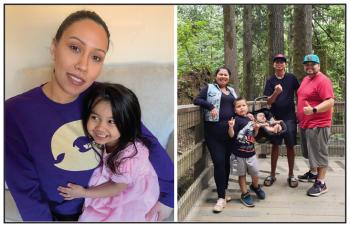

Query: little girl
[57,83,159,222]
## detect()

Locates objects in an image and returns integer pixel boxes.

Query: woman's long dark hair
[82,83,147,174]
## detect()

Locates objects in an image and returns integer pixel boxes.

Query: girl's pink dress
[78,141,160,222]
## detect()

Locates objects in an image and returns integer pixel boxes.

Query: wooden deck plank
[184,157,345,222]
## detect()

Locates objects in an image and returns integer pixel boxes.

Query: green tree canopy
[177,4,345,103]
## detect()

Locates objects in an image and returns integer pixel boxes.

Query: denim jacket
[205,83,237,122]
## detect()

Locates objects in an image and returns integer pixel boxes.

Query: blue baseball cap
[303,54,320,64]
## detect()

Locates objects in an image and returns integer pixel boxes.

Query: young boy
[228,97,266,207]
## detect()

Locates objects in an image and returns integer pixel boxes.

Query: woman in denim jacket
[193,66,237,213]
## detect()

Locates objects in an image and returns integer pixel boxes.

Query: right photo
[177,4,345,222]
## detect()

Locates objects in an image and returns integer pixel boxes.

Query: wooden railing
[177,105,212,221]
[177,101,345,221]
[253,101,345,157]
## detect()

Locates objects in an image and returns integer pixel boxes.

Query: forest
[177,4,345,105]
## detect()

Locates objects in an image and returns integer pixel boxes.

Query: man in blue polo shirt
[263,54,300,188]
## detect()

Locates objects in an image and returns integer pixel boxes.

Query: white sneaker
[213,198,226,213]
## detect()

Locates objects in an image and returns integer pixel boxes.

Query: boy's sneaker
[249,184,266,200]
[307,180,328,197]
[240,191,255,207]
[298,171,317,182]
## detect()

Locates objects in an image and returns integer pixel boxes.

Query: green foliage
[251,5,269,97]
[312,5,345,101]
[177,5,224,77]
[177,5,345,101]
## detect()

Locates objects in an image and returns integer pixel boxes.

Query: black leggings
[205,135,232,199]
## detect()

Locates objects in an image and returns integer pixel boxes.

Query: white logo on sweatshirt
[51,120,99,171]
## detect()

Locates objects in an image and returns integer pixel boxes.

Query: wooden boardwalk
[184,157,346,222]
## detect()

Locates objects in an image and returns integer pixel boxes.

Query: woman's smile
[67,72,86,86]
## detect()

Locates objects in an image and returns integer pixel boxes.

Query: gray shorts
[233,155,259,177]
[300,127,331,168]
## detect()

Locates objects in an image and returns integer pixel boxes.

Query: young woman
[5,10,173,221]
[193,66,237,213]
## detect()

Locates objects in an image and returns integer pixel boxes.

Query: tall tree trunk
[243,5,254,100]
[253,5,268,96]
[268,5,285,76]
[293,5,313,81]
[288,17,293,73]
[305,5,313,53]
[223,5,239,95]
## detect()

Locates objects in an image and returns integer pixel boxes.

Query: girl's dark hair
[214,66,232,77]
[82,83,146,174]
[55,10,110,50]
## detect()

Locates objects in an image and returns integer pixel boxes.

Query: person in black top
[263,54,300,188]
[228,97,266,207]
[193,66,237,213]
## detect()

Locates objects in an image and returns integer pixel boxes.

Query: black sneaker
[298,171,317,182]
[307,180,328,197]
[249,184,266,200]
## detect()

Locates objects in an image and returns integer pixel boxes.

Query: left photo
[4,5,174,222]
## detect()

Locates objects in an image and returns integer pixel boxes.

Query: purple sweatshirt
[5,84,174,221]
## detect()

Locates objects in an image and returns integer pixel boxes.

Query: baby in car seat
[255,112,282,134]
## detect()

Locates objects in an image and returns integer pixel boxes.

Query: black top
[263,73,300,120]
[232,115,256,158]
[219,92,236,121]
[193,85,235,122]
